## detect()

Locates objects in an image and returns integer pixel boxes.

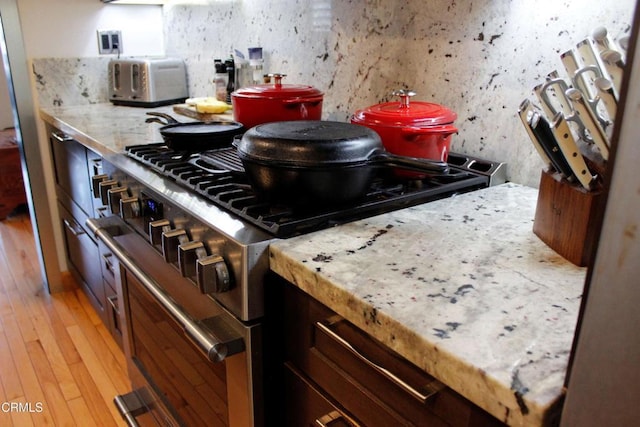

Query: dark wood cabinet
[272,274,505,427]
[48,123,122,349]
[50,125,105,318]
[283,362,354,427]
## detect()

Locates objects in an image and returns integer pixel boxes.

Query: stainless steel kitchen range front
[87,154,271,427]
[58,117,505,426]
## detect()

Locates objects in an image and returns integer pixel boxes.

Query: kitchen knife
[599,49,624,96]
[535,72,572,117]
[533,82,555,120]
[560,48,611,130]
[535,72,593,144]
[572,64,600,101]
[565,88,609,160]
[550,112,597,190]
[592,26,626,65]
[564,65,610,132]
[595,77,617,122]
[577,38,620,102]
[530,110,575,179]
[518,99,553,169]
[560,49,581,82]
[561,48,606,109]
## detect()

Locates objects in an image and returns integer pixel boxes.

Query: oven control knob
[178,241,207,278]
[162,229,188,263]
[197,255,232,294]
[120,196,141,219]
[107,186,129,215]
[91,174,108,198]
[99,179,118,205]
[149,219,171,246]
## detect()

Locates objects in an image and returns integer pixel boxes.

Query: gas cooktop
[125,143,505,238]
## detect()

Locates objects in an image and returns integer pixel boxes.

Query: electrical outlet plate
[97,30,123,55]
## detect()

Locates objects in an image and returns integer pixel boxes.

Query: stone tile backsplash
[32,0,635,187]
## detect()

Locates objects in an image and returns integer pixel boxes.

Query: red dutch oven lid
[351,89,457,127]
[232,73,323,100]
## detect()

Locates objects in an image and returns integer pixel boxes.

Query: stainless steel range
[86,142,505,427]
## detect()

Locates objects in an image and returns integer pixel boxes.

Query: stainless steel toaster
[108,57,188,107]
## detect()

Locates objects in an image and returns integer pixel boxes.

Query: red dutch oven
[351,90,458,178]
[231,73,324,130]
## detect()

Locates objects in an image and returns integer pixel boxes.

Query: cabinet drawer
[50,128,93,216]
[283,282,504,427]
[59,202,105,319]
[284,362,358,427]
[98,238,117,289]
[105,282,123,349]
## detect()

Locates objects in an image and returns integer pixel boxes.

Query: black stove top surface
[125,143,490,238]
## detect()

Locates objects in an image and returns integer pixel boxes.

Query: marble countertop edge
[269,244,561,426]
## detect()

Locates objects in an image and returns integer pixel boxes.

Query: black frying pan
[145,112,244,151]
[236,120,449,205]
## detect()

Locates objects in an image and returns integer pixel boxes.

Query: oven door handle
[87,218,245,363]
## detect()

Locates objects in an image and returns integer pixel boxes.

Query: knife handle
[551,112,596,191]
[531,111,575,179]
[518,99,553,169]
[565,88,609,161]
[537,73,594,144]
[561,49,581,80]
[595,77,618,121]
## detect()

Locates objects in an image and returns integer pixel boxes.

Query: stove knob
[178,241,207,278]
[120,196,141,219]
[162,229,188,263]
[107,187,129,215]
[197,255,232,294]
[91,174,108,198]
[99,179,118,205]
[149,219,171,246]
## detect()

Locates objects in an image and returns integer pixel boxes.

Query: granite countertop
[40,103,586,426]
[39,103,231,156]
[270,183,586,426]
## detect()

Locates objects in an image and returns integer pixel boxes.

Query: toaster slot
[113,63,121,91]
[131,64,139,92]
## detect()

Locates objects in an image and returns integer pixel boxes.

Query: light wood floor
[0,212,129,427]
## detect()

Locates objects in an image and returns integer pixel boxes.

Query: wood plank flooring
[0,212,129,426]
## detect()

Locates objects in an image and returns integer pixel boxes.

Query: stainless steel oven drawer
[87,216,264,427]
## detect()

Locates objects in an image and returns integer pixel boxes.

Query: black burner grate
[126,144,489,237]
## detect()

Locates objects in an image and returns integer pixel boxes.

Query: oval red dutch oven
[351,90,458,178]
[231,73,324,130]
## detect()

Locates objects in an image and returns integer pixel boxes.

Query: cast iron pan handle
[145,111,180,125]
[145,117,167,125]
[369,151,449,175]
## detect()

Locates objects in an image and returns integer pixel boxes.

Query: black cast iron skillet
[236,120,449,205]
[145,112,244,152]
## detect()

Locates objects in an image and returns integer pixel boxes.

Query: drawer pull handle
[315,410,360,427]
[51,131,73,143]
[107,294,119,312]
[102,253,114,274]
[63,218,85,236]
[114,392,144,427]
[316,319,445,404]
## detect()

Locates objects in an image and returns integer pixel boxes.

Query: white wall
[3,0,165,133]
[16,0,164,58]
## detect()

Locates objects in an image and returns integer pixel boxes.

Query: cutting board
[172,104,235,123]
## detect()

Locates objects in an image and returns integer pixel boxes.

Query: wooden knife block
[533,169,603,266]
